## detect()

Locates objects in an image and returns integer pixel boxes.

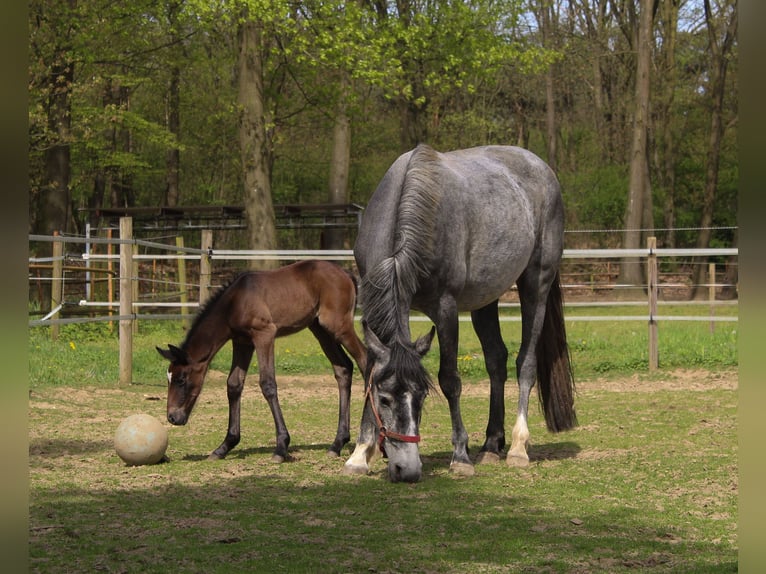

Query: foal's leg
[309,322,354,457]
[433,296,474,476]
[471,301,509,464]
[510,268,554,467]
[210,340,254,460]
[253,330,291,463]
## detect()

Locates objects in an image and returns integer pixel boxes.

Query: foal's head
[363,322,435,483]
[157,344,207,426]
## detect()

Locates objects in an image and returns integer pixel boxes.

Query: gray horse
[343,144,577,482]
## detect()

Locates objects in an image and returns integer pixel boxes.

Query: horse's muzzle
[167,409,188,426]
[388,458,423,483]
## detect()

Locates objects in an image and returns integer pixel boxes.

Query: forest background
[28,0,738,289]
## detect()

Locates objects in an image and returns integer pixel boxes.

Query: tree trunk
[237,18,278,270]
[165,1,182,207]
[617,0,653,296]
[165,65,181,207]
[538,1,558,171]
[324,74,352,250]
[38,46,74,237]
[690,0,737,299]
[656,0,679,248]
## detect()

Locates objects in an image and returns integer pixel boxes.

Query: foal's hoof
[326,449,340,458]
[270,454,286,464]
[506,454,530,468]
[476,451,502,465]
[207,452,225,461]
[341,463,369,476]
[449,461,476,477]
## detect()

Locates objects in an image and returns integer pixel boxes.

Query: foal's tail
[536,272,577,433]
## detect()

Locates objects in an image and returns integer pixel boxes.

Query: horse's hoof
[449,461,476,477]
[207,452,224,461]
[506,454,530,468]
[271,454,286,464]
[326,449,340,458]
[476,451,501,465]
[341,463,369,476]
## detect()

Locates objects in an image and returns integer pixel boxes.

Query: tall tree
[324,72,352,250]
[654,0,680,248]
[532,0,560,171]
[237,14,278,268]
[30,0,78,236]
[690,0,737,298]
[617,0,655,293]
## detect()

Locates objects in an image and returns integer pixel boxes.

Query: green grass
[29,304,737,389]
[28,313,738,572]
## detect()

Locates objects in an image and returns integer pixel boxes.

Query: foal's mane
[181,272,243,348]
[361,144,442,343]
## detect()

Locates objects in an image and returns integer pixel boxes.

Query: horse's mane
[181,272,244,349]
[361,144,442,343]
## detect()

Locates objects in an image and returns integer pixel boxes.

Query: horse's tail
[536,272,577,432]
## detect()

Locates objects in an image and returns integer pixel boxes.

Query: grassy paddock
[28,313,737,572]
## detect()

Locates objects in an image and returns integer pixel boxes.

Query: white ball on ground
[114,413,168,466]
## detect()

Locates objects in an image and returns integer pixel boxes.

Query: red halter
[365,374,421,456]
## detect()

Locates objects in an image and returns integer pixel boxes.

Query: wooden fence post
[647,236,658,371]
[132,242,140,335]
[50,231,63,341]
[176,236,189,330]
[199,229,213,306]
[107,228,114,332]
[119,217,133,386]
[709,262,716,334]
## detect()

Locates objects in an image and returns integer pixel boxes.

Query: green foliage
[28,0,738,247]
[560,165,628,241]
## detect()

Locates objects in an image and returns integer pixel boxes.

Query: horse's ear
[415,326,436,357]
[362,321,390,367]
[157,346,174,362]
[157,344,189,365]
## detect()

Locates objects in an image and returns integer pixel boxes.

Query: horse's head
[363,322,435,483]
[156,344,206,426]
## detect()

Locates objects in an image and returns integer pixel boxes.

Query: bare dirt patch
[203,367,737,400]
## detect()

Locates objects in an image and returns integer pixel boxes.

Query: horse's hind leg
[309,322,354,457]
[471,301,509,464]
[210,340,254,460]
[511,268,554,467]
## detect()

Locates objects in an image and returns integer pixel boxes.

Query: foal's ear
[415,326,436,357]
[156,344,189,365]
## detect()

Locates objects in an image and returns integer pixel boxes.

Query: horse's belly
[456,241,533,311]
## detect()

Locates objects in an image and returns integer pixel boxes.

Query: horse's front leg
[342,391,379,475]
[254,336,291,463]
[433,297,474,476]
[210,342,254,460]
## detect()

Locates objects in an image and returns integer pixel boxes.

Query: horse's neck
[182,313,230,364]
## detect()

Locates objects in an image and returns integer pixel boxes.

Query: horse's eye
[378,394,392,409]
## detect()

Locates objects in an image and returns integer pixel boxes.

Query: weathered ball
[114,413,168,466]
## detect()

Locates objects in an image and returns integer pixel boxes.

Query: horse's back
[227,260,356,335]
[356,145,564,313]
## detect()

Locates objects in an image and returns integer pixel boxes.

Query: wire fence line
[29,231,738,329]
